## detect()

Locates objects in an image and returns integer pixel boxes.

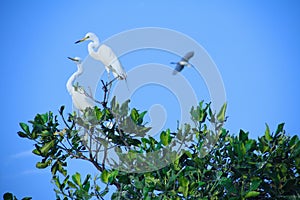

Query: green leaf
[67,181,77,189]
[265,123,272,141]
[275,123,284,135]
[208,107,215,123]
[57,162,67,176]
[138,111,147,121]
[221,177,238,194]
[40,140,55,155]
[53,175,61,189]
[101,169,109,184]
[217,103,227,122]
[238,143,246,158]
[40,113,49,124]
[250,178,262,191]
[3,192,15,200]
[72,172,82,186]
[134,177,144,189]
[83,180,90,192]
[120,99,130,116]
[178,185,189,198]
[245,139,256,151]
[142,138,150,144]
[51,162,58,175]
[94,107,103,121]
[17,131,28,138]
[108,170,118,183]
[290,135,299,147]
[190,106,198,121]
[82,174,91,186]
[179,176,189,187]
[130,108,139,123]
[20,122,30,134]
[245,191,260,198]
[36,161,50,169]
[32,149,41,156]
[198,181,205,187]
[199,110,207,123]
[239,130,248,141]
[160,129,171,146]
[21,197,32,200]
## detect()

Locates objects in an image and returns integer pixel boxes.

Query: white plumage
[75,32,127,80]
[66,57,94,111]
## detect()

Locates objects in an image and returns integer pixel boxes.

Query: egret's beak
[68,57,79,62]
[75,36,89,44]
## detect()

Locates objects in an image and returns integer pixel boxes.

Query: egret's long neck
[66,65,83,94]
[88,38,100,58]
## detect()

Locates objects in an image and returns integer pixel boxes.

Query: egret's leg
[107,76,118,86]
[106,71,112,104]
[106,84,111,104]
[107,71,111,83]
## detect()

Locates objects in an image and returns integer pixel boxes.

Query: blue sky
[1,1,300,199]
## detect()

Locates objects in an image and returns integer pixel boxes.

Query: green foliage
[52,173,104,199]
[3,193,31,200]
[13,98,300,199]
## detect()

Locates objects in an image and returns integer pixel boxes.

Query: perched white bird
[171,51,195,75]
[75,32,127,81]
[66,57,94,111]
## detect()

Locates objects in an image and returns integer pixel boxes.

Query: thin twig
[101,80,108,108]
[82,87,103,105]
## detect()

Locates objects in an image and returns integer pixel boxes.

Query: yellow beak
[75,36,89,44]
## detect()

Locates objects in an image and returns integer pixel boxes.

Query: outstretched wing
[173,64,184,75]
[182,51,194,62]
[172,51,194,75]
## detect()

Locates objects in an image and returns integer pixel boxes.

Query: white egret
[171,51,195,75]
[75,32,127,81]
[66,57,94,111]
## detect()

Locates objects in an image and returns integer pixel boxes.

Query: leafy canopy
[5,98,300,200]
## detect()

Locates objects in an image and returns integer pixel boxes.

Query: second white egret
[66,57,94,112]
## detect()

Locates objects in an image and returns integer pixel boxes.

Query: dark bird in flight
[171,51,194,75]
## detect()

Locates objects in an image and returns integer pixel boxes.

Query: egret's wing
[182,51,194,62]
[97,44,118,66]
[98,44,126,79]
[110,59,127,80]
[173,64,184,75]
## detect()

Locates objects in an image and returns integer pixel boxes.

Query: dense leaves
[12,99,300,199]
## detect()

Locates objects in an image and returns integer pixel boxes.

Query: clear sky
[1,1,300,199]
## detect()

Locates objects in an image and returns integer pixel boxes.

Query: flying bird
[171,51,194,75]
[75,32,127,81]
[66,57,94,112]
